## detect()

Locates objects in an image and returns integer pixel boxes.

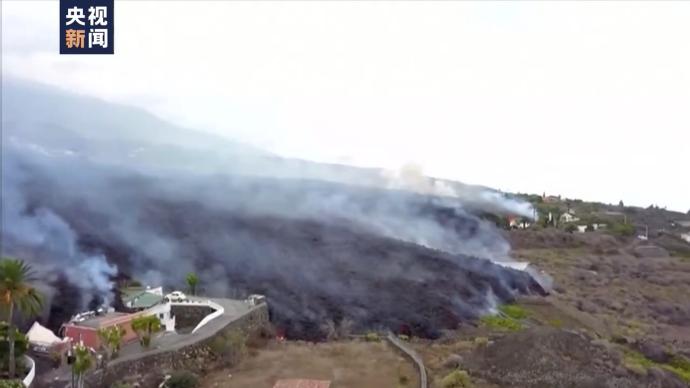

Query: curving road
[386,332,428,388]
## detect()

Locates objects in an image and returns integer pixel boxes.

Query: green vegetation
[547,318,564,328]
[440,369,473,388]
[72,344,93,388]
[97,325,126,359]
[398,334,410,341]
[667,355,690,382]
[499,304,528,320]
[185,272,199,296]
[609,222,635,237]
[622,349,690,383]
[209,330,247,366]
[480,315,523,331]
[0,258,43,378]
[131,315,161,348]
[0,381,23,388]
[165,371,200,388]
[365,332,381,342]
[480,304,529,331]
[473,337,489,347]
[0,322,28,372]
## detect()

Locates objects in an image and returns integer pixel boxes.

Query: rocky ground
[406,229,690,387]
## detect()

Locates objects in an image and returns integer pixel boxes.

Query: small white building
[26,321,70,354]
[560,211,580,224]
[143,300,176,332]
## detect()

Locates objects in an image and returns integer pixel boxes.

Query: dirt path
[386,332,427,388]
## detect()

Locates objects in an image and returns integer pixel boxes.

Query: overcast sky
[2,1,689,211]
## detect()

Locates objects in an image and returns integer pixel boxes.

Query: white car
[165,291,187,302]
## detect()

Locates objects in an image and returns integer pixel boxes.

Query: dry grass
[201,340,416,388]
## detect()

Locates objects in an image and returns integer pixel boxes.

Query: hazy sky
[2,1,689,211]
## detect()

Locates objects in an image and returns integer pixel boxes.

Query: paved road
[113,298,257,364]
[386,332,428,388]
[36,298,261,387]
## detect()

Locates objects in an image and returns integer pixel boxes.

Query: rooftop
[128,292,163,309]
[121,286,164,309]
[70,312,134,329]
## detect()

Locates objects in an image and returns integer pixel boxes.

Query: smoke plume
[1,79,543,338]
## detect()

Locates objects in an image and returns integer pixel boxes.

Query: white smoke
[1,158,118,309]
[382,163,536,219]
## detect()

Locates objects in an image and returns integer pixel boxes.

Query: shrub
[365,332,380,342]
[209,330,247,366]
[473,337,489,347]
[398,334,410,341]
[498,304,528,320]
[398,374,410,385]
[609,222,635,236]
[623,349,690,383]
[165,371,199,388]
[441,370,473,388]
[0,381,24,388]
[131,315,161,348]
[0,322,29,369]
[547,318,564,328]
[480,315,522,331]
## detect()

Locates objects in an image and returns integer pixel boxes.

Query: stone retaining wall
[87,303,269,387]
[171,304,216,330]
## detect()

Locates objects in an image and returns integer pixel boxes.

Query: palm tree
[72,344,93,388]
[185,272,199,296]
[97,325,125,360]
[0,257,43,378]
[131,315,161,348]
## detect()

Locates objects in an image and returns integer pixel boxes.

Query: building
[559,211,579,223]
[62,300,175,349]
[26,321,71,355]
[62,312,140,349]
[273,380,331,388]
[121,286,164,311]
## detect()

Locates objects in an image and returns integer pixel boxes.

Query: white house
[143,300,176,332]
[560,211,580,223]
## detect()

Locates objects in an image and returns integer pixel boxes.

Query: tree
[0,322,28,373]
[619,200,624,207]
[131,315,161,348]
[0,258,43,378]
[185,273,199,296]
[565,224,577,233]
[72,344,93,388]
[97,326,124,387]
[98,325,125,360]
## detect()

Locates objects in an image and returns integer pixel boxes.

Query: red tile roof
[273,379,331,388]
